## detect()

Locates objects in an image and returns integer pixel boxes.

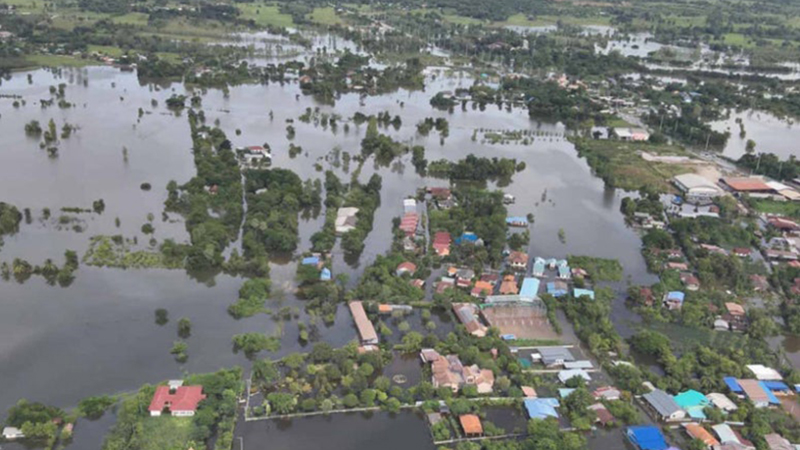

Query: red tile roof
[459,414,483,435]
[148,386,206,413]
[723,177,772,192]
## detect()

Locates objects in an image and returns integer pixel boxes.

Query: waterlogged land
[2,1,800,449]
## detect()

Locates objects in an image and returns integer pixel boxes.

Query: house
[349,301,378,345]
[733,248,751,258]
[399,213,419,236]
[573,288,595,300]
[764,434,794,450]
[507,251,528,270]
[453,303,488,337]
[712,424,754,450]
[706,393,737,412]
[558,369,590,384]
[480,272,500,286]
[148,382,206,417]
[642,389,686,422]
[522,386,538,398]
[680,272,701,291]
[627,426,668,450]
[768,216,800,232]
[664,291,685,310]
[428,187,453,209]
[547,281,569,297]
[723,302,747,332]
[737,379,771,408]
[471,280,494,298]
[714,319,730,331]
[557,262,571,280]
[2,427,24,439]
[403,198,417,213]
[721,177,774,196]
[506,216,528,228]
[746,364,782,381]
[762,380,791,395]
[589,403,615,426]
[532,257,546,276]
[402,236,417,253]
[396,262,417,276]
[420,348,441,363]
[459,414,483,437]
[499,275,519,295]
[524,398,560,420]
[674,389,710,420]
[700,244,728,256]
[536,347,575,367]
[519,277,541,299]
[238,145,272,165]
[614,127,650,141]
[432,232,452,256]
[410,279,425,289]
[426,354,494,393]
[673,173,723,205]
[684,423,720,449]
[435,277,455,294]
[320,268,332,281]
[594,386,622,401]
[302,256,321,267]
[666,262,690,271]
[335,207,360,234]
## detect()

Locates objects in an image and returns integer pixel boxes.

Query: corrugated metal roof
[643,389,682,417]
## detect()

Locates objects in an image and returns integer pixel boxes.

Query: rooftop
[459,414,483,435]
[148,385,206,413]
[722,177,773,192]
[643,389,682,417]
[627,426,668,450]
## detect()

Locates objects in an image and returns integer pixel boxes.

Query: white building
[3,427,24,439]
[335,207,359,234]
[673,173,723,205]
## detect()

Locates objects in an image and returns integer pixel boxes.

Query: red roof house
[148,383,206,417]
[433,232,452,256]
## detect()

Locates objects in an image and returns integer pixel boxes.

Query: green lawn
[238,4,294,28]
[750,199,800,218]
[24,54,97,68]
[442,13,484,26]
[88,45,125,57]
[309,7,343,26]
[138,416,194,450]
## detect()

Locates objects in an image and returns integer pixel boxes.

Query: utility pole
[704,133,711,152]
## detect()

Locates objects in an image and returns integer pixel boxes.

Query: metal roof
[643,389,682,417]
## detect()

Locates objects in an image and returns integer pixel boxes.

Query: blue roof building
[762,381,790,392]
[558,388,576,398]
[573,288,595,300]
[302,256,320,266]
[532,258,546,277]
[557,264,571,279]
[506,216,527,225]
[547,282,568,297]
[455,232,478,245]
[673,390,709,420]
[627,426,668,450]
[524,398,559,420]
[759,382,782,405]
[667,291,685,302]
[520,278,541,299]
[320,268,332,281]
[724,377,743,394]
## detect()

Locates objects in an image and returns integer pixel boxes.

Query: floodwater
[710,110,799,160]
[0,55,654,446]
[235,410,435,450]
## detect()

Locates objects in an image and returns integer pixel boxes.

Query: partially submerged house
[148,381,206,417]
[349,301,378,345]
[642,389,685,422]
[335,207,359,234]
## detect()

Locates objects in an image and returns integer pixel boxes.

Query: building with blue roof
[302,256,320,266]
[524,398,560,420]
[557,264,571,279]
[532,258,546,277]
[724,377,743,394]
[573,288,595,300]
[506,216,527,226]
[760,382,782,405]
[627,426,668,450]
[558,388,576,398]
[547,281,568,297]
[455,232,479,245]
[762,381,790,393]
[320,268,332,281]
[520,278,541,299]
[673,390,709,420]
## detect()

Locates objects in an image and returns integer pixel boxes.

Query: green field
[23,54,96,68]
[309,7,344,26]
[750,199,800,218]
[238,4,294,28]
[137,416,195,450]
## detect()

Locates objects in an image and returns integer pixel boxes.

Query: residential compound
[420,349,494,394]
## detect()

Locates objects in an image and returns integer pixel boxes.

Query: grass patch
[238,4,294,28]
[309,7,343,26]
[87,45,124,57]
[23,54,96,68]
[137,416,194,450]
[567,256,623,281]
[442,13,484,26]
[749,198,800,218]
[604,117,637,128]
[572,138,694,192]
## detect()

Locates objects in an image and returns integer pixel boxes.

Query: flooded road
[0,63,653,435]
[710,110,799,160]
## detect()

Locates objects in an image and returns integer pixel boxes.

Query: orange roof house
[459,414,483,436]
[722,177,773,193]
[684,423,719,448]
[471,281,494,297]
[499,275,518,295]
